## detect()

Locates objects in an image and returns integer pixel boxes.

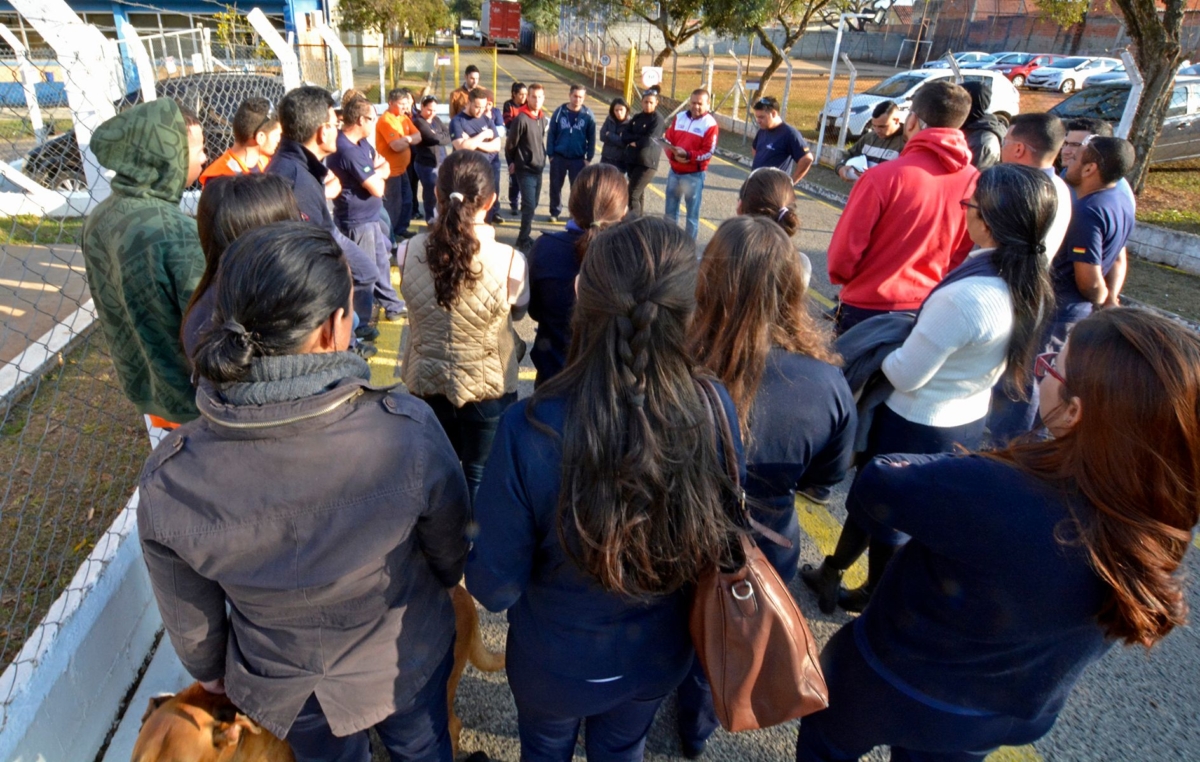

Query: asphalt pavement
[382,47,1200,762]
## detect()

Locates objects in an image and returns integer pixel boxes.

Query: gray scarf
[219,351,372,406]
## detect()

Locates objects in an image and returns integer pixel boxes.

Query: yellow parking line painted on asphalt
[368,267,406,387]
[519,368,537,381]
[794,495,866,589]
[986,745,1043,762]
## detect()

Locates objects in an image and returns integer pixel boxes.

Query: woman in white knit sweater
[803,163,1057,613]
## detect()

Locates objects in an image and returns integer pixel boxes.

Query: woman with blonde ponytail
[528,162,628,385]
[467,217,744,762]
[401,149,529,503]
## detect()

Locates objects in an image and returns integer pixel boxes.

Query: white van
[459,19,479,39]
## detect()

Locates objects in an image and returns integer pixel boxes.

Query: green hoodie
[81,98,204,423]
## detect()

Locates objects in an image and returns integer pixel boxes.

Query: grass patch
[0,332,148,670]
[1138,158,1200,235]
[0,118,72,141]
[0,215,85,246]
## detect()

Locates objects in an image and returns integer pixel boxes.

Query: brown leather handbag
[690,378,829,732]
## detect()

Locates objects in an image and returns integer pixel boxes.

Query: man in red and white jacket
[663,89,718,239]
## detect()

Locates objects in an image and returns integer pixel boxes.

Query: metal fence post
[453,37,460,86]
[315,19,354,95]
[705,44,714,94]
[379,41,386,95]
[200,24,214,73]
[117,21,156,104]
[1115,49,1141,139]
[837,54,857,153]
[247,8,300,91]
[492,44,498,97]
[782,56,794,121]
[0,24,46,143]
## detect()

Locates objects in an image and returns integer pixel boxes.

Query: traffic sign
[600,54,611,67]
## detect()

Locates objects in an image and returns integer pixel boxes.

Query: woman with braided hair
[400,149,529,504]
[466,217,745,762]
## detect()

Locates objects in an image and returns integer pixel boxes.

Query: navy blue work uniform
[527,224,584,385]
[450,111,502,222]
[546,104,596,218]
[752,122,810,175]
[327,132,404,316]
[267,138,378,324]
[677,348,857,748]
[796,453,1111,761]
[467,389,745,762]
[411,114,449,224]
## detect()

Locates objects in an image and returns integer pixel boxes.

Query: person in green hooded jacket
[81,98,208,430]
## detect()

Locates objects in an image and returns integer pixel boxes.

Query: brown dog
[134,586,503,760]
[131,682,294,762]
[449,583,506,755]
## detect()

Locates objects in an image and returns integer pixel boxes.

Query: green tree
[338,0,451,44]
[1039,0,1186,193]
[582,0,707,66]
[522,0,563,32]
[450,0,483,21]
[709,0,834,102]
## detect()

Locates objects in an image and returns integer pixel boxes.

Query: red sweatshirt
[664,111,718,174]
[828,128,979,311]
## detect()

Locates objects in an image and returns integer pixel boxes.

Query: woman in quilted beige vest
[401,149,529,503]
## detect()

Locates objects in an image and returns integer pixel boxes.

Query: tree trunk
[751,24,803,103]
[650,21,703,68]
[1112,0,1185,193]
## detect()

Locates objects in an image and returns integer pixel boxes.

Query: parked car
[1048,76,1200,163]
[959,51,1023,70]
[1084,65,1129,87]
[1025,56,1122,93]
[987,53,1063,87]
[23,72,286,191]
[925,51,992,69]
[817,68,1020,139]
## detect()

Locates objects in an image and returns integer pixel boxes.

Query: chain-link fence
[0,5,316,736]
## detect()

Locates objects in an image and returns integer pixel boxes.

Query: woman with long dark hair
[528,162,628,385]
[804,163,1056,613]
[182,173,301,360]
[401,149,529,503]
[466,217,744,762]
[140,222,469,762]
[736,167,812,289]
[797,307,1200,761]
[677,215,855,756]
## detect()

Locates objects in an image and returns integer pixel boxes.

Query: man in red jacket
[827,80,978,333]
[663,88,718,239]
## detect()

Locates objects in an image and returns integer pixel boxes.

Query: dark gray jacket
[137,378,470,738]
[835,311,917,455]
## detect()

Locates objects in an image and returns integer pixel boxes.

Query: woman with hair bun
[804,163,1057,614]
[401,148,529,503]
[139,221,470,762]
[797,306,1200,761]
[528,162,628,385]
[736,167,812,289]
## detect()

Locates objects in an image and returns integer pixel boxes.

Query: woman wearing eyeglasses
[803,164,1056,613]
[797,306,1200,761]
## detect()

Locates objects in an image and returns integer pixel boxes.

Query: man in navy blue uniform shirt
[546,84,596,222]
[450,87,506,223]
[1053,135,1135,326]
[327,97,406,320]
[267,86,379,338]
[751,96,813,183]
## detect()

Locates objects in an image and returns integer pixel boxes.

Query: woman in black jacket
[140,222,470,761]
[599,97,631,172]
[624,88,664,218]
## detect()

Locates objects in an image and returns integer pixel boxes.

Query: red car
[987,53,1064,87]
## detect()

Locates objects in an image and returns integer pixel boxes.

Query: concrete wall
[0,497,160,762]
[1127,224,1200,277]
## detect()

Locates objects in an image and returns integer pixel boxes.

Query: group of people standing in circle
[75,68,1200,762]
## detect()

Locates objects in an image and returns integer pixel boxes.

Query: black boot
[838,539,896,613]
[800,557,844,615]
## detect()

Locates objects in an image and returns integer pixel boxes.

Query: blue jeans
[420,391,517,506]
[384,175,413,239]
[285,640,455,762]
[515,169,543,250]
[664,169,706,239]
[343,218,404,315]
[548,156,585,217]
[415,163,438,223]
[796,624,1055,762]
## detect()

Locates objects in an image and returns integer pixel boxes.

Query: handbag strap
[695,377,794,550]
